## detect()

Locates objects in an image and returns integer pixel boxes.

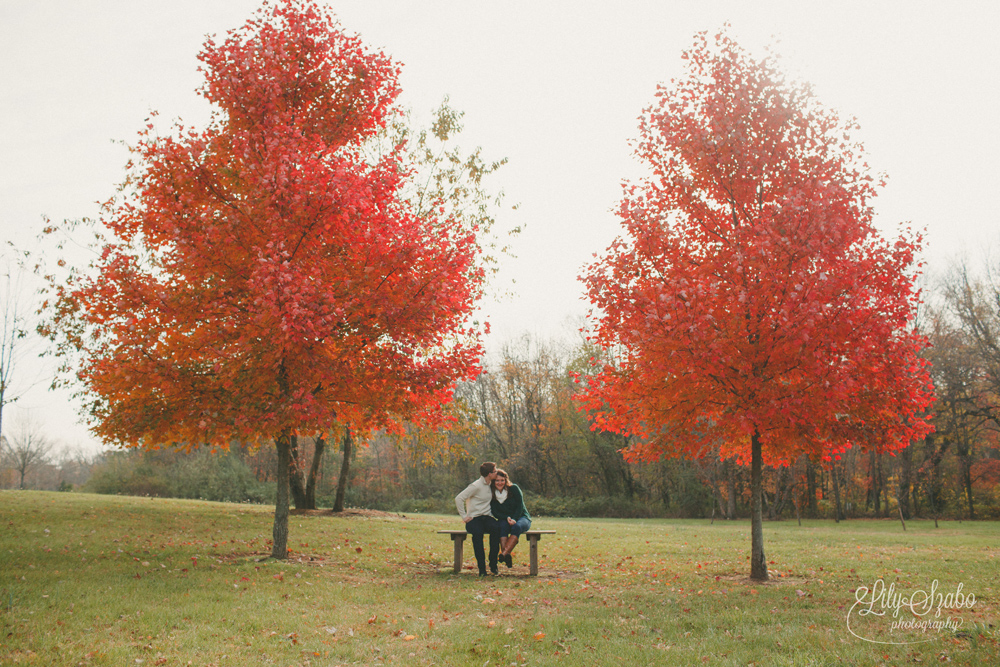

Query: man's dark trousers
[465,515,500,575]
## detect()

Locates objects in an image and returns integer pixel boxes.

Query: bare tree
[54,445,103,489]
[3,412,53,489]
[942,258,1000,427]
[0,255,38,446]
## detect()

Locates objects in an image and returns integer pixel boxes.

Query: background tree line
[9,254,999,521]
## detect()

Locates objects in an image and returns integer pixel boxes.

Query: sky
[1,0,998,453]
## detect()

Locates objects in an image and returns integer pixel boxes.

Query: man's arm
[455,480,478,521]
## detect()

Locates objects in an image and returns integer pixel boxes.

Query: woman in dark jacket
[490,469,531,567]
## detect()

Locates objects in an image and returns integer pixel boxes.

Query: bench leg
[529,535,541,576]
[451,534,466,574]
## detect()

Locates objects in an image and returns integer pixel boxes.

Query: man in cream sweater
[455,461,501,576]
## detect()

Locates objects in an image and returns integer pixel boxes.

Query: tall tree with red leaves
[578,30,934,580]
[40,0,485,559]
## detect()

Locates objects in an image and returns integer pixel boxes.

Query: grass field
[1,491,998,666]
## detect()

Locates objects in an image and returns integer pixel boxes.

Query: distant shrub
[84,452,144,495]
[524,494,667,519]
[84,448,273,504]
[394,497,454,514]
[168,450,273,504]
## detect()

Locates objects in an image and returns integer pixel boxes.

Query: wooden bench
[437,529,556,576]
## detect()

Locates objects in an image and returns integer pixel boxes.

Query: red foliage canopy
[45,0,484,449]
[578,31,934,467]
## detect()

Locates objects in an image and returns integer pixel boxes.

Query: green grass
[1,491,997,666]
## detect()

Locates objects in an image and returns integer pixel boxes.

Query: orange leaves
[200,2,401,150]
[580,28,933,467]
[45,0,486,452]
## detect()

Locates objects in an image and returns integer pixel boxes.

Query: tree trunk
[620,436,635,499]
[305,436,325,510]
[805,459,817,518]
[711,458,727,520]
[831,459,842,523]
[717,494,729,520]
[883,475,891,519]
[965,471,975,521]
[750,431,768,581]
[333,427,353,513]
[764,480,775,521]
[958,437,975,520]
[962,456,975,520]
[726,459,737,520]
[763,466,775,521]
[272,430,292,559]
[288,434,308,510]
[927,434,949,525]
[658,461,671,508]
[773,466,790,518]
[545,448,565,496]
[869,450,882,517]
[897,444,912,520]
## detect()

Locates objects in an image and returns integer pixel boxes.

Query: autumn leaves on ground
[2,492,997,666]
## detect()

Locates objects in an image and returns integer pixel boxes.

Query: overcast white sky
[2,1,998,453]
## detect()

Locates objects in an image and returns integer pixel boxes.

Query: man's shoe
[504,554,513,568]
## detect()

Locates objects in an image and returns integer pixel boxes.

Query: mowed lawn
[1,492,998,666]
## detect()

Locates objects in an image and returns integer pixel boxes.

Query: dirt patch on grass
[215,551,581,580]
[288,508,407,520]
[427,564,581,579]
[218,550,337,565]
[715,573,812,586]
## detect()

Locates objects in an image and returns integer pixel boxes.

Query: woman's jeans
[499,517,531,538]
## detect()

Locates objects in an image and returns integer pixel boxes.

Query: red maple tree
[41,0,484,558]
[578,30,934,580]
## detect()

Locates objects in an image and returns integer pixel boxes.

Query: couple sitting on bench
[455,461,532,576]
